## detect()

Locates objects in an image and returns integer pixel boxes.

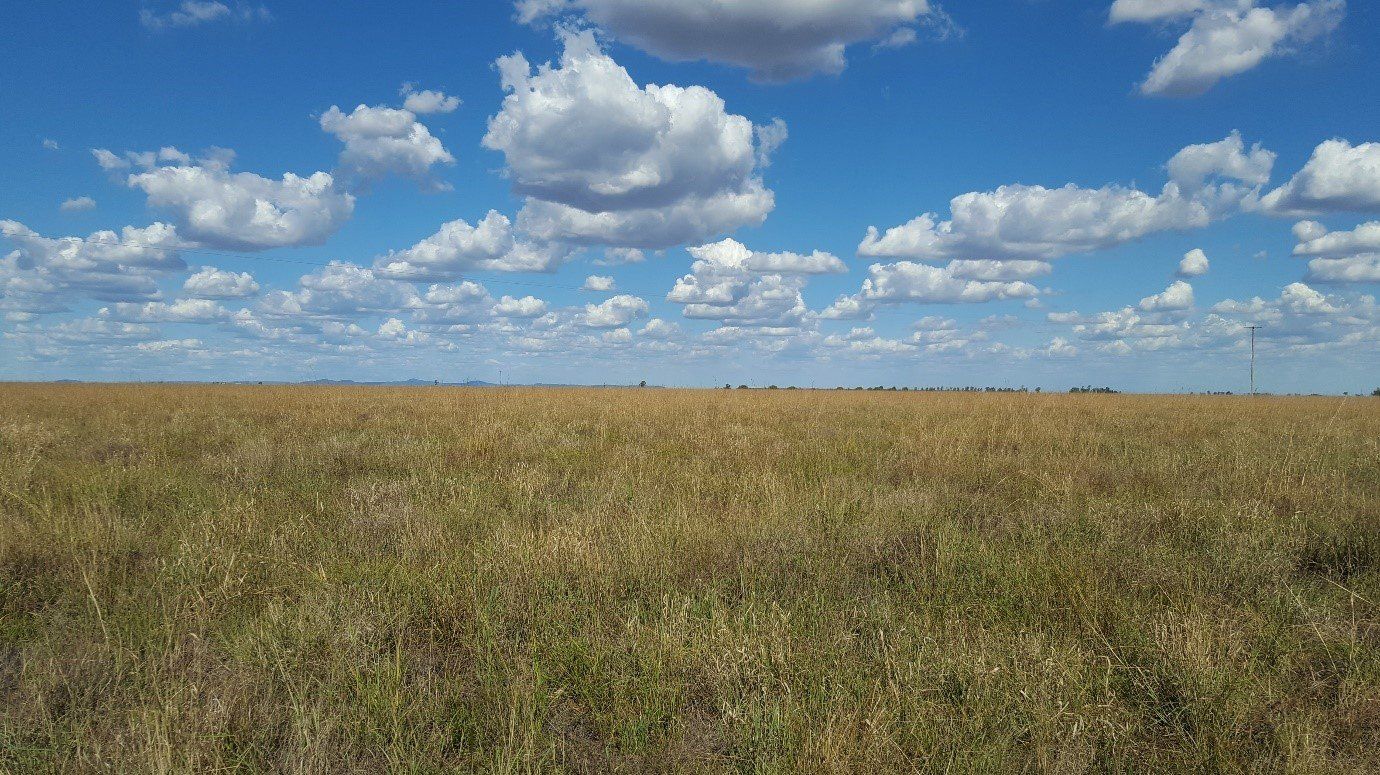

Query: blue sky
[2,0,1378,391]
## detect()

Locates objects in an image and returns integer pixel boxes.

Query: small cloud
[60,196,97,213]
[1043,337,1078,358]
[754,119,788,168]
[595,248,647,266]
[582,274,616,292]
[1138,280,1195,312]
[140,1,271,31]
[873,27,917,50]
[399,83,461,115]
[42,138,60,151]
[1176,248,1209,278]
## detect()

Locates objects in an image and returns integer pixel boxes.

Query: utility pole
[1246,325,1262,396]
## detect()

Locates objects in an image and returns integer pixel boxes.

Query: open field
[2,385,1379,772]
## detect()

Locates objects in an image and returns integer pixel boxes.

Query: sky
[2,0,1378,392]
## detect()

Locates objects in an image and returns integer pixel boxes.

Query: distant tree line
[723,384,1048,393]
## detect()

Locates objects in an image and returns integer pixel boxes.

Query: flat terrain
[2,385,1378,772]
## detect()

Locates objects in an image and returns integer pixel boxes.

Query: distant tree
[725,383,731,389]
[738,385,749,389]
[767,385,779,390]
[1373,387,1380,397]
[639,380,647,388]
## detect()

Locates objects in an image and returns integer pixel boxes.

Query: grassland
[1,384,1378,772]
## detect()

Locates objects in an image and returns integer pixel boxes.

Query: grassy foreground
[1,385,1378,773]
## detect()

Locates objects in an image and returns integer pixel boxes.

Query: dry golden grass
[1,384,1379,772]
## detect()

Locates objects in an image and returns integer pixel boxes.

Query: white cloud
[372,211,571,279]
[1204,282,1379,350]
[915,316,958,331]
[1167,130,1275,190]
[596,247,646,266]
[1042,337,1079,357]
[1305,256,1380,283]
[853,261,1039,304]
[875,27,920,49]
[493,295,549,318]
[859,134,1268,262]
[1177,248,1210,277]
[682,274,810,327]
[406,281,498,325]
[140,1,270,31]
[602,327,633,344]
[1293,221,1380,257]
[92,148,126,171]
[578,294,649,327]
[818,294,876,321]
[92,146,194,172]
[754,119,790,168]
[485,31,758,211]
[743,248,847,275]
[515,0,946,82]
[60,196,96,213]
[1289,218,1380,283]
[42,138,60,151]
[0,220,184,307]
[1293,219,1328,243]
[1262,139,1380,216]
[126,154,354,250]
[1212,281,1342,316]
[515,185,774,249]
[258,262,418,318]
[485,30,778,248]
[666,238,838,317]
[142,1,230,29]
[1109,0,1210,24]
[821,330,920,357]
[665,240,751,304]
[320,104,454,188]
[399,84,461,115]
[183,266,260,298]
[639,318,680,339]
[582,275,616,291]
[946,259,1052,281]
[420,281,489,306]
[33,318,160,343]
[1138,279,1195,311]
[860,186,1192,261]
[136,338,204,352]
[1137,1,1345,97]
[100,298,229,323]
[821,260,1039,318]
